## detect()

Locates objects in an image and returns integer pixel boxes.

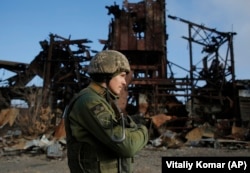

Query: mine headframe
[38,34,93,111]
[0,34,93,114]
[103,0,188,118]
[168,15,240,123]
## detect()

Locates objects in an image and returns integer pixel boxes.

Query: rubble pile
[0,108,249,159]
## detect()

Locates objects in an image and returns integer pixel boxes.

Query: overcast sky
[0,0,249,81]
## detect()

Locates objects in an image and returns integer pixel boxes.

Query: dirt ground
[0,145,249,173]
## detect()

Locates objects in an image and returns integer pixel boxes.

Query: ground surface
[0,145,249,173]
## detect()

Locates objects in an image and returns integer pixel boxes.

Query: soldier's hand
[123,115,137,128]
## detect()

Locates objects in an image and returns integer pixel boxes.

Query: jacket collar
[88,81,118,100]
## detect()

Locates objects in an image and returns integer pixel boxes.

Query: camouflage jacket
[65,81,148,173]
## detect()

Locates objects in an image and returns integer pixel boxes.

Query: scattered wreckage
[0,0,250,158]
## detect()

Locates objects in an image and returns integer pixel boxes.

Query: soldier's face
[109,72,127,95]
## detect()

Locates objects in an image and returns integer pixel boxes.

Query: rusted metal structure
[0,0,246,133]
[104,0,188,118]
[0,34,93,122]
[103,0,240,125]
[167,15,239,124]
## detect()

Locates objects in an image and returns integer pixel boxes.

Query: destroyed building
[0,0,249,155]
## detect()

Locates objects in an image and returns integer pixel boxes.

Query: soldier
[64,50,149,173]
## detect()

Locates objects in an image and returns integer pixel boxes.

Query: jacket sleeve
[71,96,149,158]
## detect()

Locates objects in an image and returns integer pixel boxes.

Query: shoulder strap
[63,90,85,119]
[63,90,86,143]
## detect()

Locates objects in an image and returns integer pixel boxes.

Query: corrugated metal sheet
[239,89,250,122]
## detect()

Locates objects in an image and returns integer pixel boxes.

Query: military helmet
[88,50,130,75]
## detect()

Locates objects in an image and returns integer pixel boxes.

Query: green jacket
[65,82,148,173]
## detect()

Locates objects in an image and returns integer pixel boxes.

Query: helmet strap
[105,76,112,104]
